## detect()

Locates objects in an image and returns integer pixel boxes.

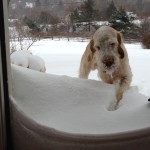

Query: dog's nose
[102,56,114,67]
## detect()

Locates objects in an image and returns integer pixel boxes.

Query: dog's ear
[117,33,124,59]
[90,38,96,53]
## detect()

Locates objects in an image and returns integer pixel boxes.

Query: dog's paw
[106,98,118,111]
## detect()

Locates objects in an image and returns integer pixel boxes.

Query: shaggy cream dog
[79,26,132,109]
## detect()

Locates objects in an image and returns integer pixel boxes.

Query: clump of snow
[12,65,150,134]
[11,50,31,68]
[28,55,46,72]
[25,2,33,8]
[11,50,46,72]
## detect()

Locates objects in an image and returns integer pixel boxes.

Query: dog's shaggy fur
[79,26,132,108]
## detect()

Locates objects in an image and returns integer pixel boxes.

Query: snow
[11,4,17,10]
[25,2,33,8]
[11,39,150,135]
[11,50,31,68]
[29,39,96,78]
[28,55,46,72]
[11,50,46,72]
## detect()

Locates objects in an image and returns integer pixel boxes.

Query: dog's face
[91,26,124,74]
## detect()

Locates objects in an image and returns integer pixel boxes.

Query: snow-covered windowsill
[11,65,149,135]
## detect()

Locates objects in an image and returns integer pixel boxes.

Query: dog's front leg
[115,76,130,108]
[79,54,93,79]
[79,63,91,79]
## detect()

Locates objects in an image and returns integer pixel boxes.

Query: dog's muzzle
[102,55,115,69]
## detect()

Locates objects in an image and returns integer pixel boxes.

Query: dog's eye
[110,43,115,47]
[96,46,100,50]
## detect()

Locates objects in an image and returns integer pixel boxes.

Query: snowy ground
[12,39,150,135]
[29,39,150,97]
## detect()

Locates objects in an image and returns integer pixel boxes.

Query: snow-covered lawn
[29,39,150,97]
[12,39,150,135]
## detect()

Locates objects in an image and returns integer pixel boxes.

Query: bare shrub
[9,20,38,54]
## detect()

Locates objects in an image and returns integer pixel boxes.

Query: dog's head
[90,26,125,74]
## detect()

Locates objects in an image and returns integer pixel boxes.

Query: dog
[79,26,132,109]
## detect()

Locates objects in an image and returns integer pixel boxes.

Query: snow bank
[11,50,31,67]
[28,55,46,72]
[11,50,46,72]
[12,65,150,135]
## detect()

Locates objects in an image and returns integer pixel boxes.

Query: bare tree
[9,20,38,53]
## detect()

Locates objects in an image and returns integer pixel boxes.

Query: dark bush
[142,34,150,49]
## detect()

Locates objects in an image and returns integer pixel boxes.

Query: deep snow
[12,65,150,134]
[12,39,150,135]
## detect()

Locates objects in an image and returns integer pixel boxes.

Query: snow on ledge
[11,65,150,135]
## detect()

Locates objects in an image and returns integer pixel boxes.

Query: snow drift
[11,65,150,135]
[11,50,46,72]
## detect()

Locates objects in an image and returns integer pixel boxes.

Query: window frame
[0,0,13,149]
